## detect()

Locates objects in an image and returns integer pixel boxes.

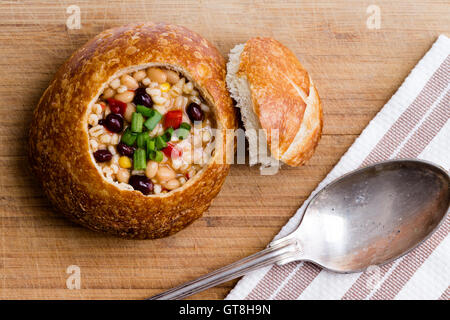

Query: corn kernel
[160,82,171,92]
[119,156,132,169]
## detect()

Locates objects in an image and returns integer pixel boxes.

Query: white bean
[124,103,136,123]
[156,166,176,182]
[147,68,167,83]
[171,158,183,170]
[163,179,180,190]
[164,69,180,84]
[121,74,139,90]
[110,78,121,89]
[141,77,151,86]
[119,182,134,190]
[114,91,134,103]
[116,85,127,94]
[132,70,147,82]
[183,82,194,94]
[145,161,158,179]
[103,88,115,99]
[117,168,130,183]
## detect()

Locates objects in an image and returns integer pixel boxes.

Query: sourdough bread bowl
[28,23,236,239]
[226,37,323,167]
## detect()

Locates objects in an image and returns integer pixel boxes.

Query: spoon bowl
[283,159,450,272]
[149,159,449,299]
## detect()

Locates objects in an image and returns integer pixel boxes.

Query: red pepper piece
[162,143,182,159]
[106,98,127,115]
[163,110,182,129]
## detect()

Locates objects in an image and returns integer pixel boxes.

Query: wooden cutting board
[0,0,448,300]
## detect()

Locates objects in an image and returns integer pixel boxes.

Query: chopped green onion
[149,150,163,162]
[180,122,191,130]
[175,127,190,140]
[143,109,162,131]
[136,105,153,117]
[146,138,156,157]
[153,150,163,162]
[131,112,144,133]
[162,127,174,142]
[121,128,137,146]
[155,135,167,150]
[133,148,146,170]
[136,132,149,149]
[147,138,156,151]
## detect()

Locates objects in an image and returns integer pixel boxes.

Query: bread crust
[237,38,322,166]
[28,23,236,239]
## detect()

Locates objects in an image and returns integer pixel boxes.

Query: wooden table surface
[0,0,448,300]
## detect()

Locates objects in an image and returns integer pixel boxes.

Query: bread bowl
[226,37,322,167]
[28,23,236,239]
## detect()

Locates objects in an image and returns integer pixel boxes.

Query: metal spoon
[149,159,449,300]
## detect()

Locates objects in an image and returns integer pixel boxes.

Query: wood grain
[0,0,448,300]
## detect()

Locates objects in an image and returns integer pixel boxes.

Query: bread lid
[226,37,322,167]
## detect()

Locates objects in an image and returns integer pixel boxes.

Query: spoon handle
[148,237,300,300]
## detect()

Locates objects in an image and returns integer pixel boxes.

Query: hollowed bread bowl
[28,23,237,239]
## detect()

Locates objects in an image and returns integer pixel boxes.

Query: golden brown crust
[28,23,236,239]
[238,38,322,166]
[281,85,323,166]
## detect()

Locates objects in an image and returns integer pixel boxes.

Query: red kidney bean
[186,103,204,122]
[104,113,124,133]
[129,175,153,195]
[133,87,153,108]
[93,149,112,162]
[117,142,135,157]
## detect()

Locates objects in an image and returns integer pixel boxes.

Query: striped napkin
[227,35,450,300]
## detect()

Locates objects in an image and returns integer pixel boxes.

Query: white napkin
[227,35,450,300]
